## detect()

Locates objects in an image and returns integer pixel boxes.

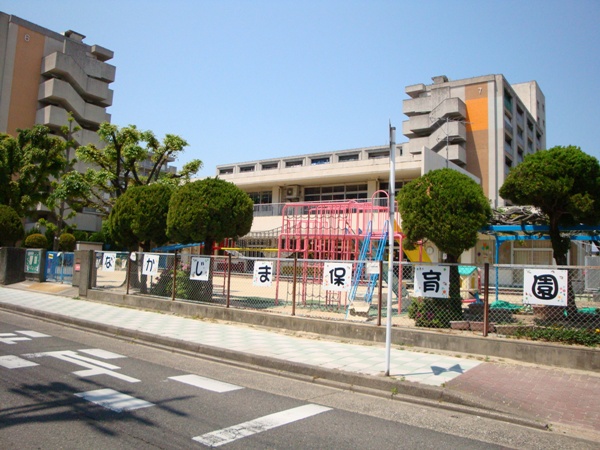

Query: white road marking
[168,374,243,393]
[193,404,332,447]
[16,330,50,338]
[75,388,154,412]
[78,349,126,359]
[22,350,140,383]
[0,333,31,344]
[0,355,39,369]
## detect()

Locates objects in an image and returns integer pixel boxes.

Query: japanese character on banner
[322,262,352,292]
[142,254,160,276]
[190,257,211,281]
[102,252,117,272]
[523,268,568,306]
[253,261,274,287]
[413,265,449,298]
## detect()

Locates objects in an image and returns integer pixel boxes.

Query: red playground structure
[275,191,403,311]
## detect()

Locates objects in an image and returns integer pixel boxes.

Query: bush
[0,205,24,246]
[24,233,48,249]
[514,326,600,347]
[408,297,463,328]
[58,233,76,251]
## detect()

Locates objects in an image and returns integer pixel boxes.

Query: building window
[261,162,278,170]
[338,153,359,162]
[285,160,303,168]
[219,167,234,175]
[504,89,513,113]
[311,156,330,165]
[380,181,406,197]
[367,150,389,159]
[248,191,272,204]
[527,119,534,132]
[240,165,255,172]
[304,184,368,202]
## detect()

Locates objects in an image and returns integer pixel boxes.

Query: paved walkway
[1,284,599,441]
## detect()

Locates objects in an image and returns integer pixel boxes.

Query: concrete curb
[1,301,549,431]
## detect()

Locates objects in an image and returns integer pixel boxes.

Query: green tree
[109,183,174,252]
[499,146,600,313]
[0,205,24,246]
[397,168,492,326]
[73,123,201,216]
[167,178,253,254]
[0,126,67,217]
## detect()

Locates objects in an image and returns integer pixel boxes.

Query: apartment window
[285,159,303,168]
[311,156,330,165]
[504,89,513,113]
[338,153,359,162]
[368,150,390,159]
[240,165,255,173]
[527,119,534,132]
[219,167,234,175]
[261,162,278,170]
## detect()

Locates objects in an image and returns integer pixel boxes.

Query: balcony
[38,78,110,127]
[41,52,114,106]
[428,120,467,152]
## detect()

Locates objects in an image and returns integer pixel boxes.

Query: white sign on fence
[413,265,450,298]
[190,257,210,281]
[322,262,352,292]
[253,261,274,287]
[523,268,568,306]
[102,253,117,272]
[142,254,159,276]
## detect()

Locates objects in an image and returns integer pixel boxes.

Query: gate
[45,251,75,283]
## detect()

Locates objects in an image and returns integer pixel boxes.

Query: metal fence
[45,251,74,283]
[90,251,600,345]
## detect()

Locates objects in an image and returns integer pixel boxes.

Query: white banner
[322,262,352,292]
[190,257,211,281]
[101,252,117,272]
[413,265,450,298]
[142,254,159,276]
[523,268,568,306]
[253,261,274,287]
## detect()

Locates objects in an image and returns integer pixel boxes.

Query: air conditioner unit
[285,185,301,198]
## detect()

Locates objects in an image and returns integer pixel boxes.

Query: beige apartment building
[216,74,550,265]
[0,12,115,232]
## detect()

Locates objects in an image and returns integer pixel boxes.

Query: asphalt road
[0,311,595,449]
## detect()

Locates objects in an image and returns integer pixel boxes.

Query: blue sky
[3,0,600,176]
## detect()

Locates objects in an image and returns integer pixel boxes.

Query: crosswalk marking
[193,404,332,447]
[168,374,243,393]
[0,333,31,344]
[75,388,154,412]
[79,349,126,359]
[0,355,39,369]
[15,330,50,338]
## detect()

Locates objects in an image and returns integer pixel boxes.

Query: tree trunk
[549,222,578,317]
[446,254,464,320]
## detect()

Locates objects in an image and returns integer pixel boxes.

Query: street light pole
[385,124,395,376]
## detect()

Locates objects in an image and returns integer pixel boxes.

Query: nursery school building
[212,73,595,269]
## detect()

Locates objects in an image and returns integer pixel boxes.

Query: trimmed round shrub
[24,233,48,249]
[58,233,76,251]
[0,205,24,246]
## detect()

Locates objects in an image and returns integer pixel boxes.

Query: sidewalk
[1,283,599,441]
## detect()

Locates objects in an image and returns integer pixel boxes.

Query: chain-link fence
[90,251,600,346]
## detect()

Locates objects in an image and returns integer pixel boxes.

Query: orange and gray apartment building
[216,74,556,266]
[0,12,115,233]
